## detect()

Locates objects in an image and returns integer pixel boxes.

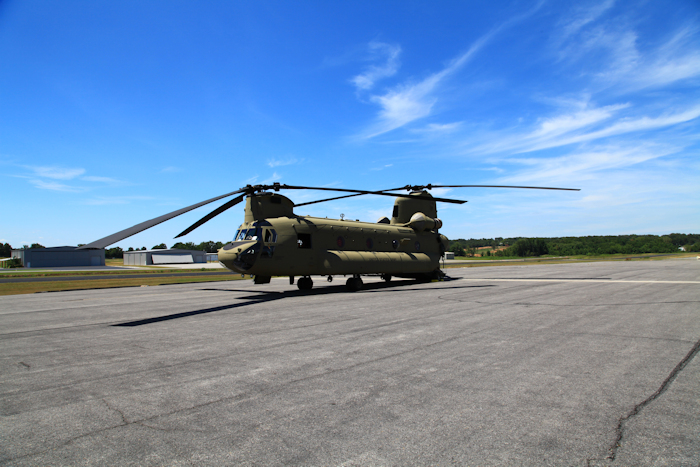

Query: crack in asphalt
[588,337,700,465]
[102,398,129,425]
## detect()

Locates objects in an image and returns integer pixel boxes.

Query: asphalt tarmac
[1,259,698,466]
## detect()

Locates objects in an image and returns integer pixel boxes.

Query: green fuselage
[219,215,447,278]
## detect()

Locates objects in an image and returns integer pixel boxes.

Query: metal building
[123,249,207,266]
[11,247,105,268]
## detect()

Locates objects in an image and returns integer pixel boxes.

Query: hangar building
[11,247,105,268]
[123,249,207,266]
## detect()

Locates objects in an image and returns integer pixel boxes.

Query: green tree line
[451,233,700,257]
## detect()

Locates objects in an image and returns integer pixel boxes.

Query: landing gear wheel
[297,276,313,290]
[381,274,392,283]
[345,276,363,292]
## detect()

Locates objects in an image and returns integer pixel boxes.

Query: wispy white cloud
[554,8,700,92]
[240,173,282,185]
[473,102,700,155]
[27,166,85,180]
[81,175,125,185]
[353,3,546,139]
[626,25,700,90]
[412,122,464,134]
[160,166,182,173]
[29,179,86,192]
[557,0,615,40]
[351,42,401,91]
[84,196,155,205]
[17,165,127,191]
[498,142,681,184]
[361,36,491,139]
[527,105,700,152]
[427,187,454,198]
[260,172,281,185]
[267,157,301,168]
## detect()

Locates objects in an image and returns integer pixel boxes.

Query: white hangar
[123,249,207,266]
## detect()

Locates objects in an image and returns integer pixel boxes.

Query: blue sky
[1,0,699,249]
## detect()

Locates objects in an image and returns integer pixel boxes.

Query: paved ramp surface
[1,260,698,466]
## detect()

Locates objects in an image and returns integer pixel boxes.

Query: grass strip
[0,268,221,279]
[450,252,695,261]
[0,274,243,296]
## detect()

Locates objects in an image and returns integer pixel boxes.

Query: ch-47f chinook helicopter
[78,183,579,291]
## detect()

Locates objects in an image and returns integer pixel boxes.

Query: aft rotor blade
[410,184,580,191]
[175,194,246,238]
[77,189,246,250]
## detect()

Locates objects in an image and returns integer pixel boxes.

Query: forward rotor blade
[77,189,246,250]
[175,194,246,238]
[280,185,467,204]
[293,186,409,207]
[294,193,364,207]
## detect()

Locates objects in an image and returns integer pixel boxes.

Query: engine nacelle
[408,212,443,231]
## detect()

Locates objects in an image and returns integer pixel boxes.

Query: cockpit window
[235,224,268,242]
[245,228,259,241]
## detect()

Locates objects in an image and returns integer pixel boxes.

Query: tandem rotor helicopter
[78,183,579,291]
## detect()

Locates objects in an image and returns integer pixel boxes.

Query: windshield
[245,228,259,241]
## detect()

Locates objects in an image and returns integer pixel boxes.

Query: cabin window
[297,233,312,249]
[264,228,277,243]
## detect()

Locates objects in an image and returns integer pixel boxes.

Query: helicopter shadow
[112,278,494,327]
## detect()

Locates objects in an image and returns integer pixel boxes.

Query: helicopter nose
[219,240,260,272]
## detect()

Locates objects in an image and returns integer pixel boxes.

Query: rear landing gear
[381,274,392,283]
[346,276,363,292]
[297,276,313,290]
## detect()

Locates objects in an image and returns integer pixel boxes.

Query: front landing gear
[345,275,363,292]
[297,276,313,290]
